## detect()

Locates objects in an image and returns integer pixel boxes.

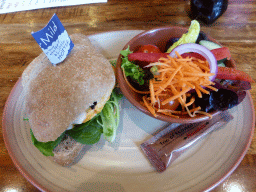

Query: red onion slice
[168,43,218,82]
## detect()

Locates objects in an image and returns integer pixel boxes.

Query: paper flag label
[31,13,74,65]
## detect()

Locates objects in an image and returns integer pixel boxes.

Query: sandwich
[22,33,120,166]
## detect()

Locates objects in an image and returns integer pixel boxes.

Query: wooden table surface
[0,0,255,191]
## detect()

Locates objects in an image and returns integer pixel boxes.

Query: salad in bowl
[116,20,254,123]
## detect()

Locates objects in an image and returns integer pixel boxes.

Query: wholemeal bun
[52,135,84,166]
[22,33,115,142]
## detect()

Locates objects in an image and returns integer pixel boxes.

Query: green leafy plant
[121,47,145,85]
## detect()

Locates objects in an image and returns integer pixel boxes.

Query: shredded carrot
[193,110,213,119]
[195,62,210,72]
[154,65,182,95]
[194,84,210,94]
[182,72,215,77]
[185,97,195,107]
[175,51,182,58]
[157,110,180,118]
[142,96,157,117]
[139,52,218,119]
[157,109,182,114]
[195,87,203,98]
[169,84,185,106]
[162,87,191,105]
[203,84,218,92]
[149,79,156,104]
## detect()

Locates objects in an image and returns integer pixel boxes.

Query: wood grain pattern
[0,0,255,191]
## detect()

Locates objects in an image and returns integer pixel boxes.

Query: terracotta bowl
[116,26,235,123]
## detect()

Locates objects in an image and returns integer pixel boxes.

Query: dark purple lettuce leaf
[237,91,247,104]
[192,79,249,112]
[193,93,213,113]
[209,89,240,111]
[214,79,251,92]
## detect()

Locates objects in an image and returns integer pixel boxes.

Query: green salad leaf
[101,88,122,142]
[121,47,145,85]
[66,115,103,145]
[30,129,65,156]
[68,88,122,144]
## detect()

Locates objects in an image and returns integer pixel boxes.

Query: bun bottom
[52,135,84,166]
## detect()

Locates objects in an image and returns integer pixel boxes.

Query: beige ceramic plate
[2,31,255,192]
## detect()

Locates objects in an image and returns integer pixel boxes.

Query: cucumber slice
[217,58,227,64]
[217,62,226,67]
[199,40,221,50]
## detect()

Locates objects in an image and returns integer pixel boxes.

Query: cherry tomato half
[154,93,180,111]
[136,44,162,53]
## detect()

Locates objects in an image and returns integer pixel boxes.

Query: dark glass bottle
[190,0,228,25]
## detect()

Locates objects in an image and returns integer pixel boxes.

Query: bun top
[22,34,115,142]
